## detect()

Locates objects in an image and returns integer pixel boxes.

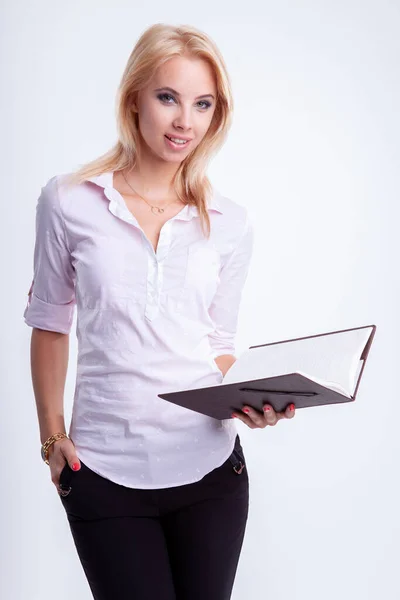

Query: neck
[125,147,182,196]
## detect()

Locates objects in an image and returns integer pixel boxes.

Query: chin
[160,148,192,163]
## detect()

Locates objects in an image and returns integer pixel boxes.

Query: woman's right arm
[24,176,80,486]
[30,328,81,483]
[30,328,69,447]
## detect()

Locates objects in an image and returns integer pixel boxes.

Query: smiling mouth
[165,135,191,145]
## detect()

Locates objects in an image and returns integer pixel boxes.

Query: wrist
[39,414,66,446]
[41,432,69,464]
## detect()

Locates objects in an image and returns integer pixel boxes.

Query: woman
[24,23,295,600]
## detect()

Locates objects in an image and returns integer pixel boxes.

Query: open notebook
[158,325,376,420]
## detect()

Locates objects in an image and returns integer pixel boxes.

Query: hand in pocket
[48,437,81,493]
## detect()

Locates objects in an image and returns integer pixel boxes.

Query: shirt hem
[74,437,237,490]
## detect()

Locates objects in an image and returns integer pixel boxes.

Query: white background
[2,1,399,598]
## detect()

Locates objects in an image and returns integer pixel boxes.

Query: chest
[121,194,186,254]
[70,196,223,315]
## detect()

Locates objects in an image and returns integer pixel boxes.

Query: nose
[173,105,193,132]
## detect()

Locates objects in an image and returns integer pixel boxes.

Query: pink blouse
[24,172,254,488]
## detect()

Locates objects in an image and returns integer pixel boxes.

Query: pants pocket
[228,435,246,475]
[59,463,74,497]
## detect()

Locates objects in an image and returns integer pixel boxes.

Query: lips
[165,134,192,142]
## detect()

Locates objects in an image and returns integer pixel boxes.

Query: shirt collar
[85,172,223,214]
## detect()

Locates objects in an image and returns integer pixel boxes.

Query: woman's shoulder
[39,171,85,196]
[37,171,102,222]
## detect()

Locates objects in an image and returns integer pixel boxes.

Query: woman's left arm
[208,209,296,428]
[208,209,254,364]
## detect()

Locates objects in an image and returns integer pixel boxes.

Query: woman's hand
[48,437,81,493]
[232,403,296,429]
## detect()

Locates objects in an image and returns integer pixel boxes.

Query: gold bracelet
[41,432,69,465]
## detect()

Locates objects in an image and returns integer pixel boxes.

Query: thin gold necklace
[121,170,177,215]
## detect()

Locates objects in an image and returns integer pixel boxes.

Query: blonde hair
[62,23,234,238]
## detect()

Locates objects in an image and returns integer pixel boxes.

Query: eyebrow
[154,86,215,100]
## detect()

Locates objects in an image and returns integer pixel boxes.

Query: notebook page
[295,370,354,396]
[223,327,372,395]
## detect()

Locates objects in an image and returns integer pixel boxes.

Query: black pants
[58,435,249,600]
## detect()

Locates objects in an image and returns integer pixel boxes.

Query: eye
[157,93,212,110]
[157,92,175,104]
[197,100,212,109]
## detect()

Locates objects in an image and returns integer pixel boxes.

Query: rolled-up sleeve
[208,210,255,358]
[23,176,76,334]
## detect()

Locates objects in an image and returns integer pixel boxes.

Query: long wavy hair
[62,23,234,238]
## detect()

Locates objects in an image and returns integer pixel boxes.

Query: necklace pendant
[158,207,164,214]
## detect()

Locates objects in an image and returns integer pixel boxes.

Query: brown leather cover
[158,324,377,420]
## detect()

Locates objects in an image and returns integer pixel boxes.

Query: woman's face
[134,56,217,163]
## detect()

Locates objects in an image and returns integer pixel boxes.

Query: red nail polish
[263,406,271,412]
[289,404,295,411]
[72,463,80,471]
[243,408,250,413]
[231,414,237,418]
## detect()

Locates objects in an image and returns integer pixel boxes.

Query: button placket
[145,253,159,320]
[144,222,174,321]
[145,223,172,321]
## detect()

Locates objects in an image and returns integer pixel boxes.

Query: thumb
[70,456,81,471]
[62,446,81,471]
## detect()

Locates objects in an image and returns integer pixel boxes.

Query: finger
[263,405,279,426]
[231,412,258,429]
[283,403,296,419]
[241,406,268,429]
[271,405,296,422]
